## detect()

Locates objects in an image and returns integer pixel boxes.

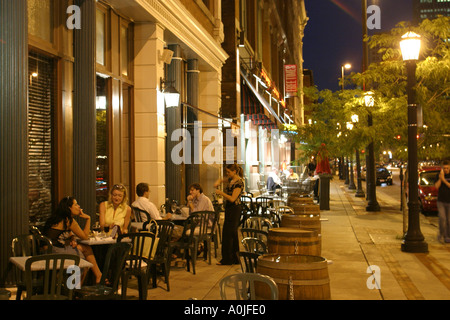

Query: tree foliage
[296,16,449,162]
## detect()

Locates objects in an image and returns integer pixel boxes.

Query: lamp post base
[355,189,365,197]
[366,202,380,211]
[401,240,428,253]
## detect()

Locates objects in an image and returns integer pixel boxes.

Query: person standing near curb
[435,160,450,243]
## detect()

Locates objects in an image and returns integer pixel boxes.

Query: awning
[240,71,283,124]
[241,87,278,130]
[241,81,264,115]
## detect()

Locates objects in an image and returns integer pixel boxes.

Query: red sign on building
[284,64,297,97]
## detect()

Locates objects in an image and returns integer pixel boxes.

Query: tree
[354,16,450,161]
[296,16,449,163]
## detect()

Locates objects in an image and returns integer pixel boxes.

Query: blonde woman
[99,184,131,234]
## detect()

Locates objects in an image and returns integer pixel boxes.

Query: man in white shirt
[132,183,172,221]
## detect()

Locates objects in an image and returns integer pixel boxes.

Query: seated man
[187,183,214,213]
[132,182,184,240]
[267,168,282,193]
[287,168,299,181]
[132,182,172,221]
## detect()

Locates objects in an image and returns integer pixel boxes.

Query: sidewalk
[322,177,450,300]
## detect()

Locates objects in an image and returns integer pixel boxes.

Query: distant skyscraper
[414,0,450,23]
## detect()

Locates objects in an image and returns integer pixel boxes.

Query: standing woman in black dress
[214,163,244,265]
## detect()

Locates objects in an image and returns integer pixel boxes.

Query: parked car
[361,166,393,185]
[418,166,440,214]
[375,167,393,185]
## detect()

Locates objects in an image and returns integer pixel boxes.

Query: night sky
[303,0,414,92]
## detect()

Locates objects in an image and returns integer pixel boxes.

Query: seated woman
[43,196,102,284]
[99,183,132,235]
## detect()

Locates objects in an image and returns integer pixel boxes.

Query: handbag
[132,219,159,259]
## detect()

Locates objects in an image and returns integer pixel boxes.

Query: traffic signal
[395,135,401,140]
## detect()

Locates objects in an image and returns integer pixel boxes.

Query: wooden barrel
[287,194,314,205]
[281,214,321,234]
[289,203,320,216]
[256,254,331,300]
[267,227,321,256]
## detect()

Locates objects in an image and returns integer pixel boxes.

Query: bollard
[319,174,332,210]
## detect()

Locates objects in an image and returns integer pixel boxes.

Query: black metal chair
[238,251,260,273]
[24,253,80,300]
[190,211,217,265]
[240,195,256,226]
[241,237,267,255]
[131,206,151,231]
[74,242,132,300]
[240,228,268,244]
[209,208,222,258]
[170,214,202,274]
[11,233,53,300]
[219,273,278,300]
[118,232,157,300]
[255,196,273,217]
[147,220,174,291]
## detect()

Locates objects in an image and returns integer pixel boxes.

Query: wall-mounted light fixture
[160,48,174,64]
[160,78,180,108]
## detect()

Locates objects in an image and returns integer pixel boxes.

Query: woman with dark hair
[43,196,102,283]
[214,163,244,265]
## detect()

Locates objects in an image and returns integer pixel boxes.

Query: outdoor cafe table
[9,256,93,271]
[78,236,119,246]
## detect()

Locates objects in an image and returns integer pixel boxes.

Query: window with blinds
[28,52,54,226]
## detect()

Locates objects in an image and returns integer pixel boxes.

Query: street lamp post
[341,64,351,185]
[364,91,380,211]
[400,32,428,253]
[351,114,365,197]
[346,121,356,190]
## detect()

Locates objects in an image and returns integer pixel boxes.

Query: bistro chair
[243,216,273,232]
[254,196,273,217]
[189,211,217,265]
[24,253,80,300]
[240,195,256,227]
[12,233,53,257]
[219,273,278,300]
[240,228,268,244]
[209,209,222,258]
[74,242,132,300]
[147,220,174,291]
[131,206,151,231]
[241,237,267,255]
[118,232,157,300]
[11,233,53,300]
[170,214,201,274]
[238,251,260,273]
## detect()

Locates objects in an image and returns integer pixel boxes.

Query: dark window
[28,52,55,226]
[96,76,109,205]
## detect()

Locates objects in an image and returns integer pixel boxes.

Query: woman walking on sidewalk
[435,160,450,243]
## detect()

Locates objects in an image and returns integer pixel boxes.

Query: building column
[133,23,166,206]
[0,0,28,282]
[165,44,183,203]
[186,59,200,194]
[73,0,97,217]
[199,71,223,196]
